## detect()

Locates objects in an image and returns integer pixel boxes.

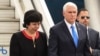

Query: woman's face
[27,22,41,32]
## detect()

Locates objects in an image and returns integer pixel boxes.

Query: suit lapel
[61,21,76,47]
[76,22,83,48]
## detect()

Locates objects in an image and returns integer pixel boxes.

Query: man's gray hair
[63,2,77,11]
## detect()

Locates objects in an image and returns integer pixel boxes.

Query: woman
[10,10,47,56]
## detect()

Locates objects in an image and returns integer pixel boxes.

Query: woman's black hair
[23,10,42,28]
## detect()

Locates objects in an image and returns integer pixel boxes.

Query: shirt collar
[64,19,76,28]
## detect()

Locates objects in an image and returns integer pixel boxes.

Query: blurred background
[0,0,100,56]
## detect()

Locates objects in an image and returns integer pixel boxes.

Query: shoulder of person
[76,22,87,29]
[11,31,22,40]
[12,31,23,38]
[88,28,99,34]
[39,31,45,35]
[13,31,22,35]
[38,31,47,41]
[38,31,47,37]
[51,20,64,30]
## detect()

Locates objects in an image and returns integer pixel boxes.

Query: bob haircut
[23,10,42,28]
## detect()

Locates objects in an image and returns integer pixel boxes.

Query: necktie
[71,25,78,47]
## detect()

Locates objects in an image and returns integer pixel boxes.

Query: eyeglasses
[81,16,90,19]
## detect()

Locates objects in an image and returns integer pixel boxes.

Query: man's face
[77,11,90,26]
[63,5,77,24]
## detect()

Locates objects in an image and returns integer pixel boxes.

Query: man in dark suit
[48,2,91,56]
[77,8,100,56]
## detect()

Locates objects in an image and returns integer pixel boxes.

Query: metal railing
[31,0,54,37]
